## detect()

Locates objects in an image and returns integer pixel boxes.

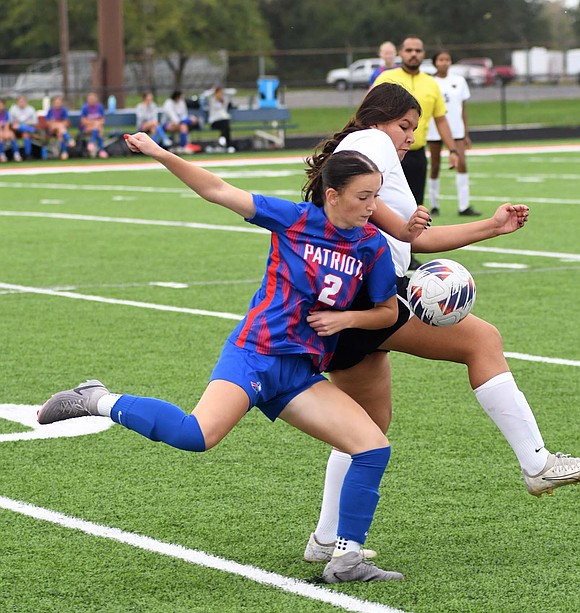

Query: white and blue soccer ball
[407,258,476,326]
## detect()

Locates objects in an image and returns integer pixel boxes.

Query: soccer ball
[407,258,476,326]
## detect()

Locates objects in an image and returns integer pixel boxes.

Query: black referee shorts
[327,277,411,372]
[401,147,427,205]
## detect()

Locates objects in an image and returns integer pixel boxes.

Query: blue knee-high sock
[110,394,206,451]
[179,132,187,147]
[0,142,4,154]
[11,140,19,153]
[23,136,31,156]
[337,446,391,544]
[156,125,167,140]
[91,129,99,144]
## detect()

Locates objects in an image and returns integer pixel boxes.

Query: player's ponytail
[304,83,420,203]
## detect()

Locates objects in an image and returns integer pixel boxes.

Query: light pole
[58,0,70,105]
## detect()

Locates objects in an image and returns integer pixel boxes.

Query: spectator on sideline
[161,90,200,154]
[9,95,38,161]
[45,95,75,161]
[80,92,108,159]
[0,98,21,162]
[136,92,171,148]
[369,41,397,86]
[206,86,235,152]
[301,83,580,566]
[427,50,480,216]
[39,131,432,584]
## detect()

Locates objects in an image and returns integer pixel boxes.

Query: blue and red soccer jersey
[46,106,69,122]
[229,194,397,371]
[80,103,105,121]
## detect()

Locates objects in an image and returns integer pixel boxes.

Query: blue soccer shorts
[210,340,327,421]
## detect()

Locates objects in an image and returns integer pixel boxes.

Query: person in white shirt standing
[427,50,480,217]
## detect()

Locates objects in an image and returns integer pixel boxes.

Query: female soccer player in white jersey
[38,132,430,583]
[426,50,479,217]
[303,82,580,565]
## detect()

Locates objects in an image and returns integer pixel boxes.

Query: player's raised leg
[38,379,249,452]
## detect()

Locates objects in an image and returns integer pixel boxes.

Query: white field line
[0,142,579,177]
[0,496,407,613]
[2,185,580,206]
[0,143,580,177]
[0,211,268,234]
[1,210,579,262]
[0,283,243,321]
[1,282,578,368]
[0,155,308,176]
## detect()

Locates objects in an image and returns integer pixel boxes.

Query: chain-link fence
[1,45,579,107]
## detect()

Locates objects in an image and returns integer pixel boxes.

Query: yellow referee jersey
[374,68,447,150]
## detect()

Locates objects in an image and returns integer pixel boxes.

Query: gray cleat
[321,551,404,583]
[523,452,580,497]
[38,380,109,424]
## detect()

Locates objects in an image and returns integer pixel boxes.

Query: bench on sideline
[66,107,295,150]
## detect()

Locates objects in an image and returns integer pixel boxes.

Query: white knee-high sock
[314,449,352,544]
[474,372,549,475]
[456,172,470,212]
[428,178,440,209]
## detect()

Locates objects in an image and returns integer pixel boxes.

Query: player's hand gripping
[307,310,351,337]
[124,132,164,158]
[492,203,530,235]
[402,205,431,242]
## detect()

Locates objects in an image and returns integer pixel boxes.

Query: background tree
[124,0,272,89]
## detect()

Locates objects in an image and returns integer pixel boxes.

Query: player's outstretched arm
[124,132,255,218]
[412,203,529,253]
[371,199,430,242]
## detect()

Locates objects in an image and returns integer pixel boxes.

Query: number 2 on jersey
[318,274,343,306]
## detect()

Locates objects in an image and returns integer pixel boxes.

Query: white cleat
[523,452,580,497]
[303,532,377,563]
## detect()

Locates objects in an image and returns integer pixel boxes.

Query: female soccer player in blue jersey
[303,82,580,567]
[38,131,429,583]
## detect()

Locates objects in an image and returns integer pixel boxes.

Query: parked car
[456,57,516,86]
[326,57,487,90]
[326,58,383,90]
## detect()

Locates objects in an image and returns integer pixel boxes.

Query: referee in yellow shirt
[373,36,462,209]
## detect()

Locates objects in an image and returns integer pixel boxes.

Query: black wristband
[450,148,459,154]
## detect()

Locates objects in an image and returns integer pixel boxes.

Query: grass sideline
[0,146,579,613]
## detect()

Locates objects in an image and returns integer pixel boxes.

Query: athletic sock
[91,129,99,144]
[179,132,187,147]
[156,125,167,140]
[474,372,549,474]
[96,393,122,417]
[333,536,361,557]
[110,394,206,451]
[456,172,470,212]
[23,137,31,156]
[337,446,391,544]
[428,177,440,209]
[314,449,352,544]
